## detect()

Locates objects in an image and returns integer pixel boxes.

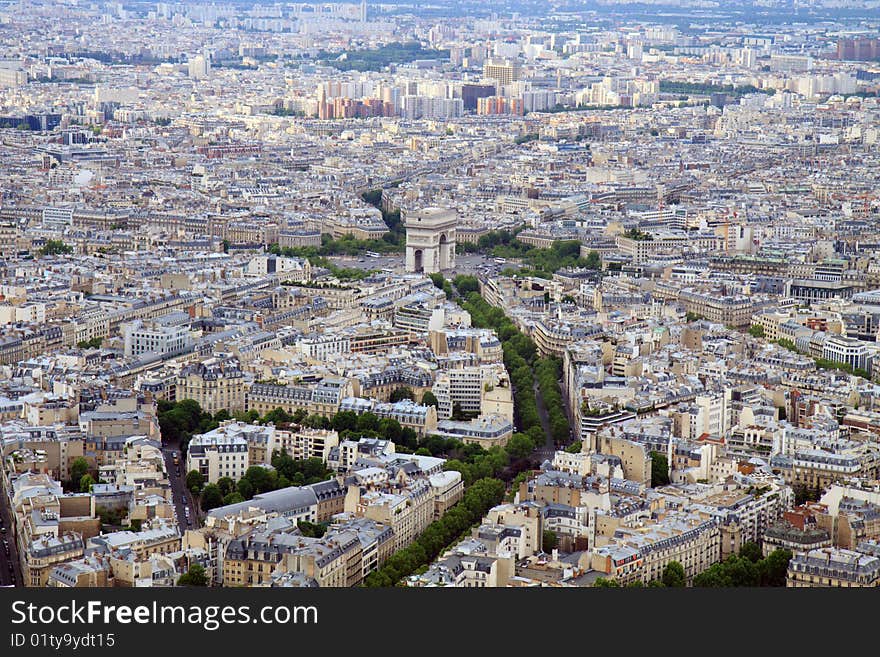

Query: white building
[245,255,311,281]
[186,432,249,483]
[822,335,867,371]
[123,314,192,358]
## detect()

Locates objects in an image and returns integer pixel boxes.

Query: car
[1,527,5,534]
[7,563,12,572]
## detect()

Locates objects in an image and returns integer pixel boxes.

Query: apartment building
[186,432,249,484]
[787,547,880,587]
[177,357,247,414]
[24,532,86,587]
[588,510,721,585]
[275,427,339,463]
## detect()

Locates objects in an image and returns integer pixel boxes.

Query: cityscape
[2,0,880,590]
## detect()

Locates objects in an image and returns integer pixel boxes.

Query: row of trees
[594,542,793,587]
[360,189,405,247]
[692,543,792,587]
[318,41,449,73]
[489,239,601,279]
[277,234,402,257]
[162,397,528,507]
[658,81,773,97]
[266,244,373,281]
[775,337,871,380]
[534,357,569,444]
[464,292,541,439]
[455,228,523,254]
[363,477,505,586]
[458,289,574,449]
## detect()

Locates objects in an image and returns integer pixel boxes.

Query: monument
[404,207,457,274]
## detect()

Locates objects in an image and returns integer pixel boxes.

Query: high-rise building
[483,57,521,86]
[461,83,496,111]
[837,37,880,62]
[187,55,210,80]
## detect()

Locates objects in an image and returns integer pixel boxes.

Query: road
[161,445,200,535]
[326,252,517,276]
[0,485,21,586]
[532,378,558,465]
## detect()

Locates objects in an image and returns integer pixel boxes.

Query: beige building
[275,427,339,463]
[25,533,86,587]
[430,470,465,519]
[346,480,434,551]
[177,357,247,414]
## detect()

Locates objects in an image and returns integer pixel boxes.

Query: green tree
[223,492,245,506]
[378,417,402,443]
[177,564,208,586]
[356,412,380,432]
[70,457,89,487]
[236,478,254,500]
[661,561,686,587]
[506,433,536,460]
[200,483,223,512]
[263,407,293,426]
[542,530,558,553]
[331,410,359,432]
[759,549,793,587]
[242,466,275,495]
[593,578,621,587]
[452,275,480,296]
[185,470,204,495]
[583,250,602,269]
[389,387,415,403]
[748,324,765,338]
[39,240,73,256]
[79,474,95,493]
[650,451,670,487]
[740,541,763,564]
[421,390,439,407]
[297,520,328,538]
[216,477,235,498]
